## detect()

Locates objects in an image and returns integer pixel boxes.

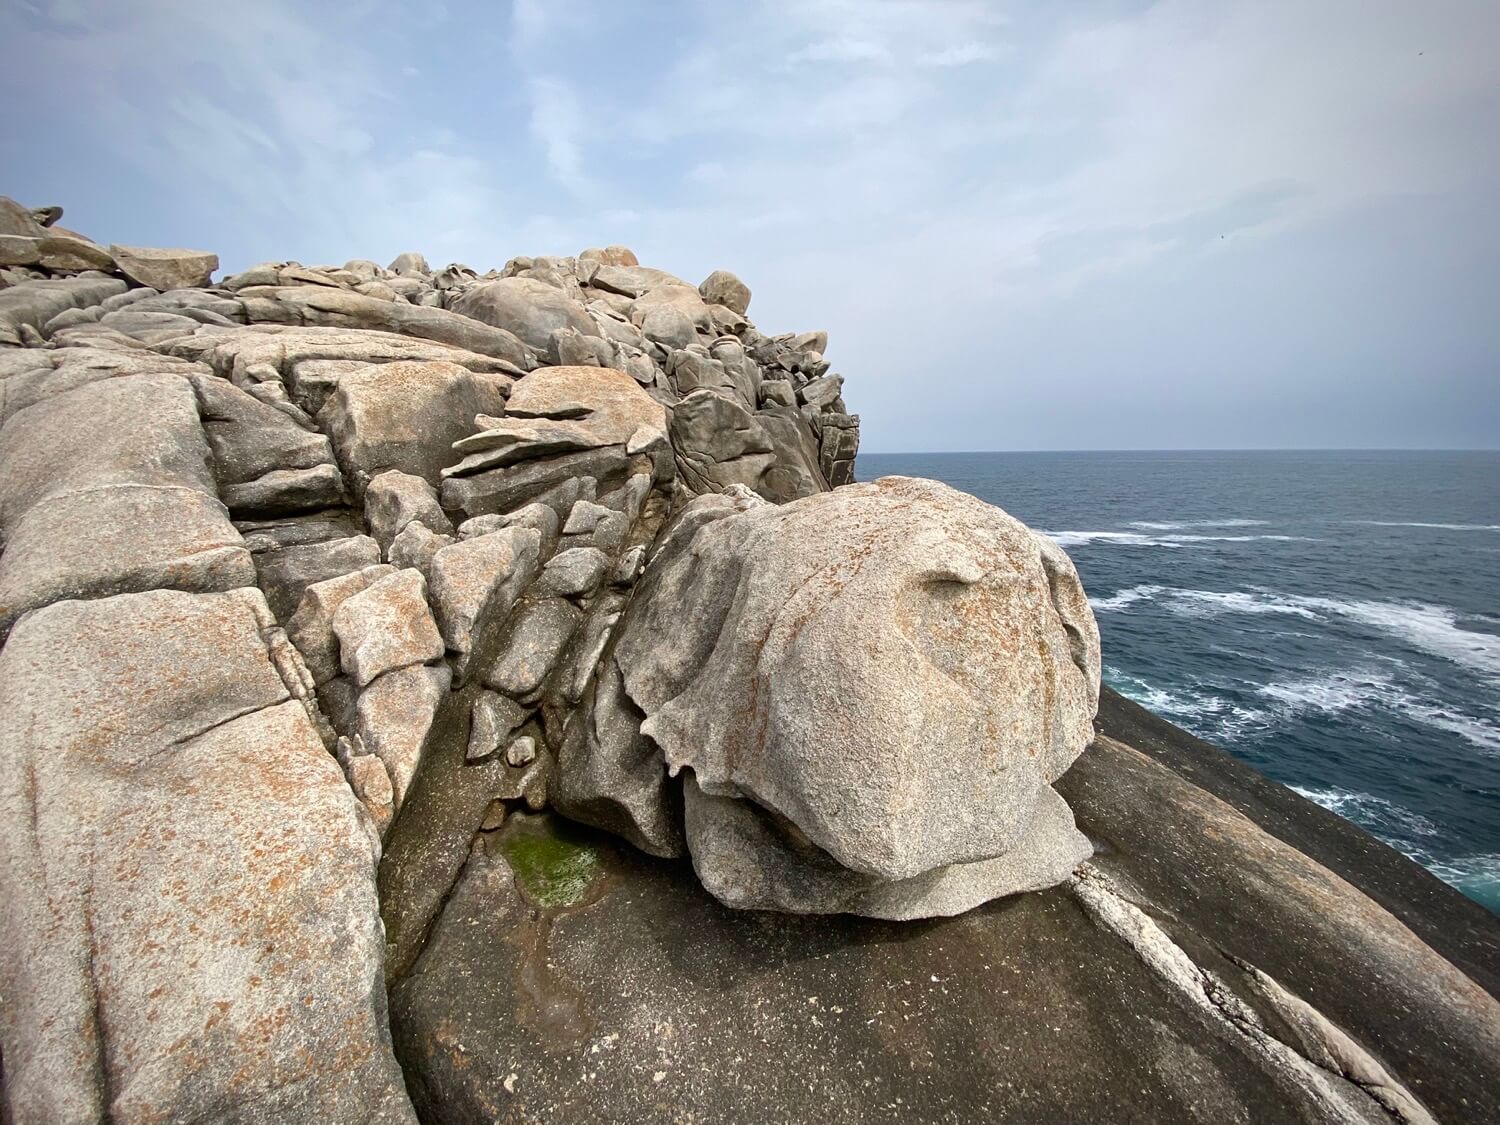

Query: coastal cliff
[1,199,1496,1124]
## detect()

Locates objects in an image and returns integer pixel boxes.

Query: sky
[2,0,1497,451]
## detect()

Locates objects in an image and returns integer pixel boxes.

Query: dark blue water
[862,451,1500,913]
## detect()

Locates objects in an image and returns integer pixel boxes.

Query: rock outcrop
[555,477,1099,918]
[0,196,1495,1124]
[0,587,412,1123]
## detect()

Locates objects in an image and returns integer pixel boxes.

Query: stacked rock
[0,199,1107,1123]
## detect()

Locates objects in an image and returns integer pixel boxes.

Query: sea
[861,451,1500,914]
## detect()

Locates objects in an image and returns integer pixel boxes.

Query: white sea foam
[1287,596,1500,682]
[1259,672,1392,715]
[1163,588,1323,619]
[1046,529,1308,548]
[1354,521,1500,532]
[1425,854,1500,903]
[1258,670,1500,752]
[1104,666,1271,740]
[1293,787,1500,899]
[1091,584,1500,681]
[1289,786,1442,839]
[1102,667,1181,714]
[1044,530,1190,549]
[1130,519,1270,530]
[1400,701,1500,754]
[1090,586,1158,612]
[1162,533,1312,542]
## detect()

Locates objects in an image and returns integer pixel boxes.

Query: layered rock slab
[317,359,511,496]
[0,371,254,632]
[0,587,415,1123]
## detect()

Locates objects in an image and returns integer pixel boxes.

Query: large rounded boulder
[450,277,600,363]
[556,476,1101,919]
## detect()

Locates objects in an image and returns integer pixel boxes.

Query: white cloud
[526,75,592,198]
[5,0,1495,447]
[917,42,1000,67]
[788,38,890,65]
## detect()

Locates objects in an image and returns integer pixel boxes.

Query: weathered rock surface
[332,567,444,687]
[1,275,129,345]
[356,662,451,810]
[699,268,751,314]
[286,563,396,684]
[240,286,535,368]
[319,359,510,494]
[0,587,415,1123]
[557,477,1099,918]
[2,200,1493,1125]
[450,278,600,364]
[254,533,383,620]
[363,469,453,552]
[390,690,1500,1124]
[0,372,254,631]
[109,243,219,290]
[428,526,544,673]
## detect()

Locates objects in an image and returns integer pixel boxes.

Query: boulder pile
[2,197,1494,1124]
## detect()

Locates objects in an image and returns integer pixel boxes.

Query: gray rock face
[109,243,219,289]
[356,663,450,810]
[484,595,584,699]
[363,469,453,553]
[386,520,454,576]
[332,568,445,687]
[318,359,511,495]
[388,251,431,276]
[0,372,255,632]
[1,276,129,346]
[558,477,1100,918]
[286,563,396,684]
[0,587,415,1123]
[670,389,827,502]
[253,534,383,620]
[240,286,534,369]
[450,278,600,363]
[534,545,609,598]
[699,268,751,314]
[467,690,530,762]
[40,233,114,272]
[0,196,45,239]
[427,527,543,671]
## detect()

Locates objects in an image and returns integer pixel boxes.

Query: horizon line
[859,447,1500,455]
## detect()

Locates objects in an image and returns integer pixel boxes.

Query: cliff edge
[1,200,1496,1124]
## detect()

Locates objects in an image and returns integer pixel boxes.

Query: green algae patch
[499,815,605,908]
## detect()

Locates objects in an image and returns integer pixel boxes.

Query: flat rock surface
[390,693,1500,1124]
[391,808,1434,1125]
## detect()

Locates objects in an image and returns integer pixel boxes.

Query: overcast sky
[2,1,1496,450]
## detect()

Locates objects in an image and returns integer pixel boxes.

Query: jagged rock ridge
[1,199,1497,1124]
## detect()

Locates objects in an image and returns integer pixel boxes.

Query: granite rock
[0,588,415,1123]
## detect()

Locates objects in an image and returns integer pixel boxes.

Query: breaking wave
[1091,586,1500,681]
[1258,671,1500,753]
[1046,530,1310,548]
[1291,785,1500,907]
[1353,521,1500,532]
[1290,785,1442,840]
[1129,518,1269,530]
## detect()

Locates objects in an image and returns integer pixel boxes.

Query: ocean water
[861,451,1500,914]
